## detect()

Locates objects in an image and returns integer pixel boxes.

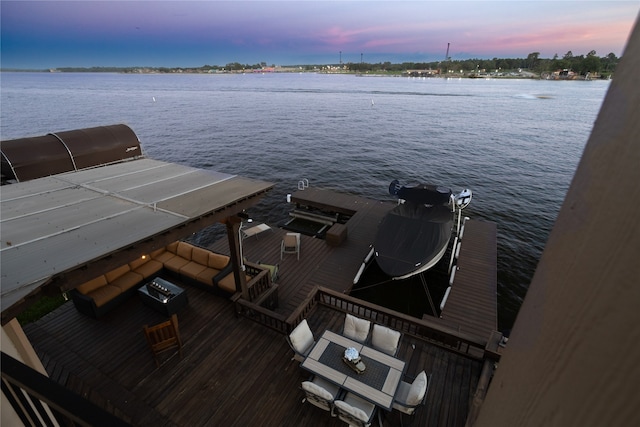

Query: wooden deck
[211,188,393,315]
[440,220,498,340]
[21,187,496,426]
[23,285,482,427]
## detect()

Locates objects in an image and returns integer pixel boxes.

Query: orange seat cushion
[180,261,208,280]
[76,275,108,295]
[89,285,122,307]
[132,259,163,278]
[109,271,144,292]
[208,253,229,270]
[105,264,131,283]
[164,255,190,273]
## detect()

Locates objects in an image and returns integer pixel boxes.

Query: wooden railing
[244,262,272,302]
[234,283,492,360]
[234,298,288,333]
[284,286,321,332]
[1,352,130,426]
[232,262,285,332]
[315,287,489,360]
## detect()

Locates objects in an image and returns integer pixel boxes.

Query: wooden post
[474,17,640,427]
[226,217,249,300]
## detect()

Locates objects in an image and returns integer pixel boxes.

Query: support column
[226,217,249,300]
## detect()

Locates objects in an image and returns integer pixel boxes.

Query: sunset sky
[1,1,638,69]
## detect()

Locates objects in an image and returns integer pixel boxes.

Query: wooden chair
[281,232,301,260]
[143,314,183,368]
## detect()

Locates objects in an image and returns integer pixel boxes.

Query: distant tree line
[348,50,620,77]
[44,50,620,77]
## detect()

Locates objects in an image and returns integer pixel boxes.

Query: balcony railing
[234,285,493,361]
[1,352,131,427]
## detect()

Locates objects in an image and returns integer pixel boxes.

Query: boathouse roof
[0,131,273,322]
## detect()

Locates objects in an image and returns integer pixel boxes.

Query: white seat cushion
[393,371,428,414]
[406,371,427,405]
[289,319,314,355]
[302,381,334,401]
[311,376,340,398]
[371,324,401,355]
[335,399,371,423]
[343,314,371,343]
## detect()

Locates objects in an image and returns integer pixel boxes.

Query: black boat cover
[374,202,453,278]
[389,179,452,205]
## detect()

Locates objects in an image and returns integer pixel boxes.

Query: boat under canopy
[375,199,453,279]
[374,181,471,280]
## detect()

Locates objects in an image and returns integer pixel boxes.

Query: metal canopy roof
[1,124,142,183]
[0,158,273,318]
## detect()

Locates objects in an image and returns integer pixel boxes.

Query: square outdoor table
[137,277,188,316]
[301,330,405,411]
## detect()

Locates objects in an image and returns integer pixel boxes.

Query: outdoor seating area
[70,259,163,318]
[22,280,481,426]
[291,314,429,426]
[69,240,270,317]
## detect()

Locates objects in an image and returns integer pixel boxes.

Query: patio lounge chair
[334,393,377,427]
[371,324,402,356]
[143,314,182,368]
[281,232,301,260]
[342,313,371,343]
[286,319,315,362]
[258,262,279,283]
[392,371,431,426]
[301,376,341,415]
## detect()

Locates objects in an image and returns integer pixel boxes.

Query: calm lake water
[0,72,610,331]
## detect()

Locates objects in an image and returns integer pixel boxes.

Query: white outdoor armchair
[371,324,402,356]
[281,232,301,260]
[342,313,371,343]
[286,319,315,362]
[334,393,376,427]
[392,371,431,426]
[301,376,341,415]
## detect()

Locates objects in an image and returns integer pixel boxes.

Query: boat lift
[352,187,473,318]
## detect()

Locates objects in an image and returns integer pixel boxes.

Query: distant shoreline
[1,68,609,81]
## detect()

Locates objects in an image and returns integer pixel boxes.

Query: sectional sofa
[70,241,259,318]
